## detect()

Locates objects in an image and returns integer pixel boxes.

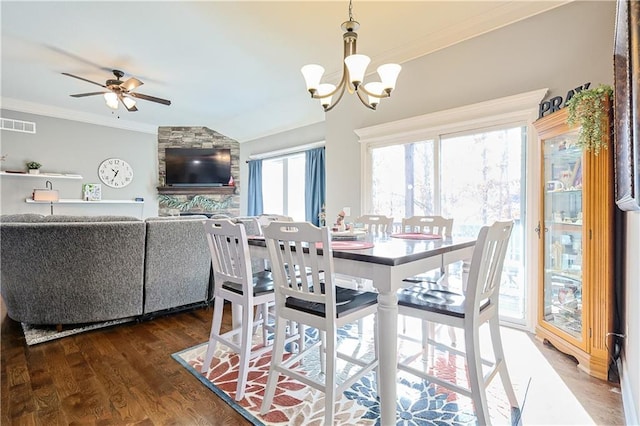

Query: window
[359,88,547,328]
[262,153,306,220]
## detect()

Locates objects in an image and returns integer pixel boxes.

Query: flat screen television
[165,148,231,186]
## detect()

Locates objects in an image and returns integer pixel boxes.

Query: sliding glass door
[368,125,527,324]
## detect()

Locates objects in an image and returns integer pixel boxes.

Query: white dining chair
[401,215,453,236]
[400,215,457,345]
[259,221,379,425]
[257,213,293,228]
[201,219,298,401]
[396,220,518,425]
[355,214,394,234]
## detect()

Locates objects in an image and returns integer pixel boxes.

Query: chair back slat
[401,215,453,236]
[465,221,513,315]
[263,221,335,314]
[355,214,394,234]
[203,219,252,288]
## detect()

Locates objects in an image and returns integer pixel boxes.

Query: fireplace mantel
[157,186,236,195]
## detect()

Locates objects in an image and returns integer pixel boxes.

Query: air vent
[1,118,36,133]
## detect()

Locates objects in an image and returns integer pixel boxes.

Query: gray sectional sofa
[0,214,212,326]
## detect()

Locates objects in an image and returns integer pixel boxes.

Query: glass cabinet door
[542,131,584,341]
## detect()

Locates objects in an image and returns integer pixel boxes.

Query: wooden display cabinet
[533,105,615,380]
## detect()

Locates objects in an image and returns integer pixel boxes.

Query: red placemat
[315,241,374,250]
[390,233,442,240]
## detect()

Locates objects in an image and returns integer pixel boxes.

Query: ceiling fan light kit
[300,0,401,112]
[63,69,171,112]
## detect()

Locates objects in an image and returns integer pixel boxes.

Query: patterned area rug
[173,319,528,425]
[21,318,135,345]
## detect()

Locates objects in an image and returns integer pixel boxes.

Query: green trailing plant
[25,161,41,169]
[566,84,613,155]
[158,194,233,212]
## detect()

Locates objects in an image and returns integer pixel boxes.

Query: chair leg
[489,315,519,408]
[448,325,457,347]
[235,302,254,401]
[324,324,337,426]
[320,330,326,374]
[201,296,225,374]
[422,321,435,363]
[465,325,491,425]
[260,317,288,415]
[260,303,270,346]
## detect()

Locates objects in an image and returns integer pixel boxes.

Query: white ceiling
[1,1,569,142]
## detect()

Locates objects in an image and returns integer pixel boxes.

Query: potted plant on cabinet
[26,161,42,174]
[566,84,613,155]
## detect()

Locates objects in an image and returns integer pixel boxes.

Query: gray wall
[239,1,639,422]
[0,110,158,218]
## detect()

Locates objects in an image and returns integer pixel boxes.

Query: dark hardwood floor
[1,302,625,425]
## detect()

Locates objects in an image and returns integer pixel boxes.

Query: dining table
[247,231,476,426]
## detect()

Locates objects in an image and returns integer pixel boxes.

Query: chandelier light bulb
[122,96,137,109]
[377,63,402,92]
[318,83,336,108]
[103,92,119,109]
[301,64,325,93]
[344,54,371,87]
[364,82,384,108]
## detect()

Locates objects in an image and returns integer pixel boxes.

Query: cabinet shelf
[0,171,83,179]
[546,189,582,194]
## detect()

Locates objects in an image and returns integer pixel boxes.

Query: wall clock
[98,158,133,188]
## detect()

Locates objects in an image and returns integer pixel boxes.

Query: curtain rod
[246,141,324,163]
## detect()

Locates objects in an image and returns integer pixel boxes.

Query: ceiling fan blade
[62,72,106,88]
[70,91,108,97]
[129,92,171,106]
[120,77,143,92]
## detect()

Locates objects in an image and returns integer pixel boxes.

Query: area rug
[173,319,528,425]
[21,317,135,345]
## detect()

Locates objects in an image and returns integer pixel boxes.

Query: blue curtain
[247,159,263,216]
[305,147,326,226]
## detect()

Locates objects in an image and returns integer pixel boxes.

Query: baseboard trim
[618,354,639,426]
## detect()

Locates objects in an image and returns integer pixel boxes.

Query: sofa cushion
[0,213,45,223]
[0,221,146,324]
[143,216,212,314]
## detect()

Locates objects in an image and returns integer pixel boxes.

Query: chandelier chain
[348,0,354,22]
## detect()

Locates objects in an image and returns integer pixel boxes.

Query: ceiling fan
[62,69,171,112]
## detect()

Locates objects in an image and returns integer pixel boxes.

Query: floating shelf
[157,186,236,195]
[26,199,143,204]
[1,171,83,179]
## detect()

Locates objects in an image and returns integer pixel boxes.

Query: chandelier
[301,0,401,112]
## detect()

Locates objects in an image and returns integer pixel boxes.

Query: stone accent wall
[157,126,240,217]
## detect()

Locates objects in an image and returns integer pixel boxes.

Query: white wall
[0,110,159,218]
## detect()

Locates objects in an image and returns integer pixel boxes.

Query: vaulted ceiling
[1,1,569,142]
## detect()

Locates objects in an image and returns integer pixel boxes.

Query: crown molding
[0,97,158,135]
[355,88,548,145]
